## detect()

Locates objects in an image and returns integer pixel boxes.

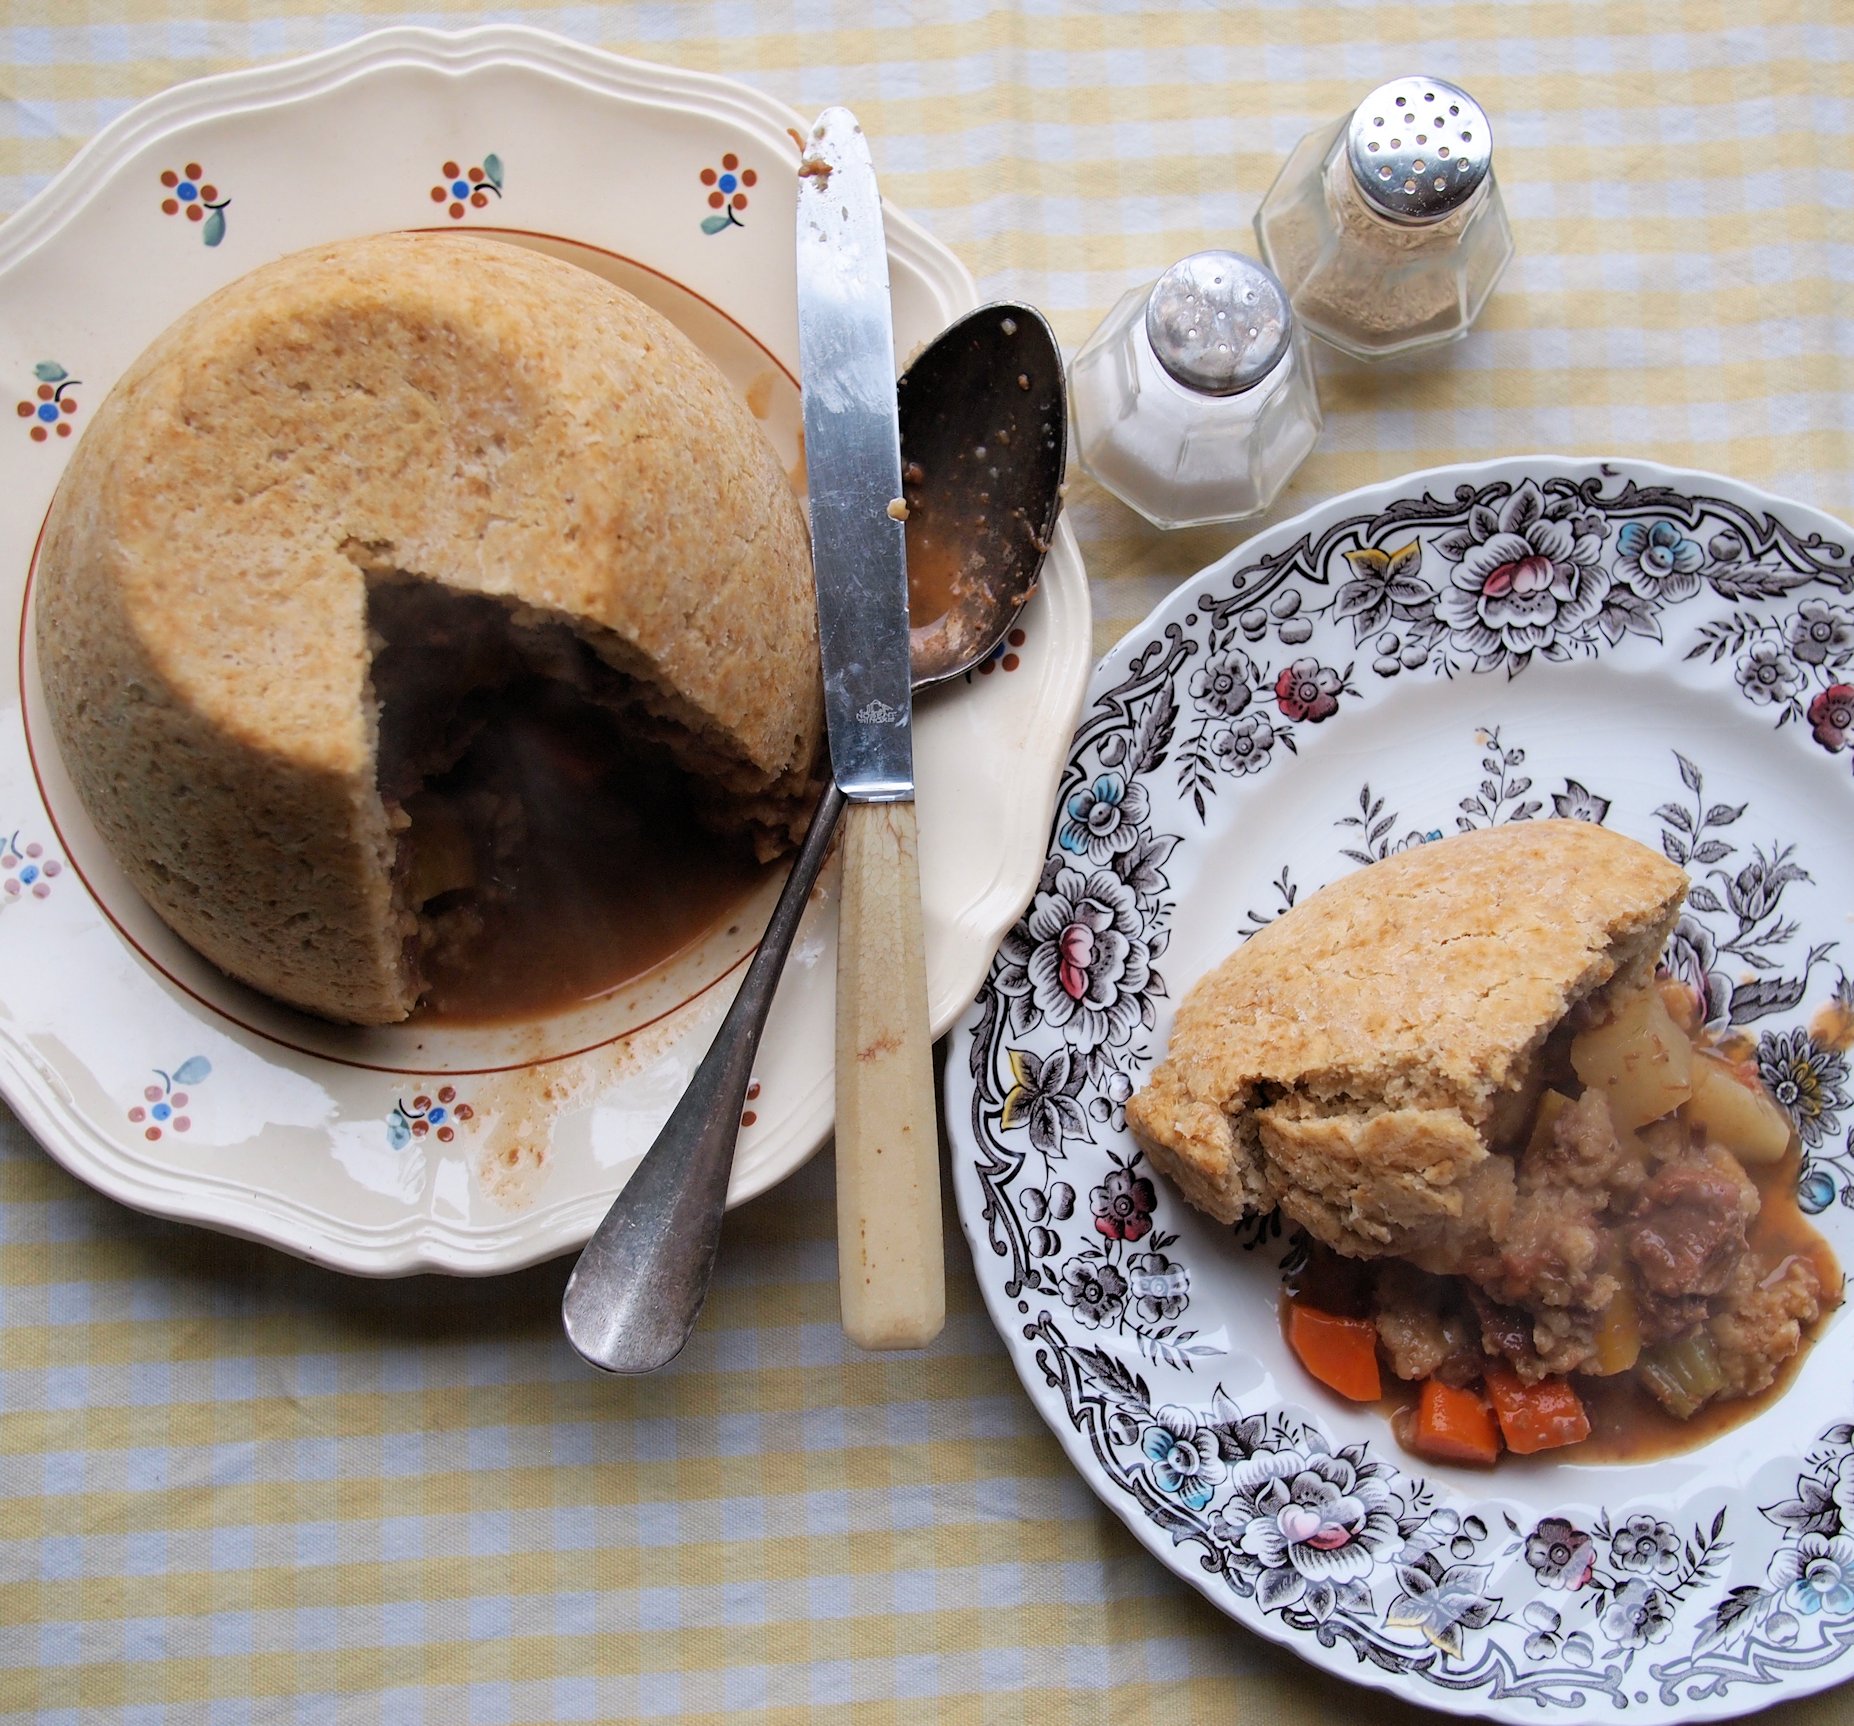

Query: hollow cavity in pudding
[366,573,770,1025]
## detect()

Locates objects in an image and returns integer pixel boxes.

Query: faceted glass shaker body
[1068,281,1322,530]
[1253,117,1514,361]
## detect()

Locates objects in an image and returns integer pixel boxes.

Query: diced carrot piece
[1483,1362,1592,1455]
[1286,1303,1382,1402]
[1410,1379,1502,1466]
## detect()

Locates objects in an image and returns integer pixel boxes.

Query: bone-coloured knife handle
[835,796,944,1351]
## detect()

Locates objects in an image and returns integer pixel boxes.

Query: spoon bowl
[561,301,1069,1375]
[901,304,1067,684]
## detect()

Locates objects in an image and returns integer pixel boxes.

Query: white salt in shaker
[1068,250,1321,529]
[1253,76,1514,361]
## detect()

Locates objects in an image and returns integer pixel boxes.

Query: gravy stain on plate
[462,994,726,1211]
[744,368,778,419]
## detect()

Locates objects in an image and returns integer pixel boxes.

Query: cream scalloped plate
[948,457,1854,1722]
[0,26,1090,1274]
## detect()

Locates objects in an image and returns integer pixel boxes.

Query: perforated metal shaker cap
[1143,251,1293,396]
[1345,76,1492,225]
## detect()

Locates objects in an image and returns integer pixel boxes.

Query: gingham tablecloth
[3,3,1851,1721]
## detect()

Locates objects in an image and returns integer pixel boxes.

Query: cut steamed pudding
[1126,821,1841,1465]
[35,233,822,1024]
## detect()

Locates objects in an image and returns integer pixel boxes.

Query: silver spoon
[562,302,1067,1373]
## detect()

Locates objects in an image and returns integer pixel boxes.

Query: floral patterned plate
[0,26,1091,1273]
[946,457,1854,1722]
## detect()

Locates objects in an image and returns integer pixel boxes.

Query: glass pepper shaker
[1068,250,1321,529]
[1253,76,1514,361]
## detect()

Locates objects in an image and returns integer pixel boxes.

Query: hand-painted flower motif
[1613,519,1705,602]
[1799,1163,1838,1215]
[159,164,229,245]
[700,153,758,233]
[1601,1578,1676,1648]
[429,157,504,221]
[1127,1249,1189,1323]
[1188,650,1257,718]
[1808,684,1854,752]
[1736,639,1804,707]
[1434,479,1609,665]
[1140,1405,1227,1509]
[388,1085,476,1149]
[1058,773,1149,862]
[974,626,1029,677]
[1220,1448,1404,1613]
[1091,1166,1156,1242]
[1088,1068,1134,1131]
[1210,712,1276,776]
[1524,1516,1596,1591]
[1550,777,1611,823]
[1719,844,1808,925]
[1771,1533,1854,1616]
[1384,1557,1500,1659]
[1274,658,1344,723]
[1059,1255,1127,1328]
[16,364,79,441]
[1367,629,1434,678]
[999,1046,1091,1156]
[993,865,1154,1050]
[1335,539,1428,643]
[0,834,61,901]
[1756,1029,1849,1148]
[1788,601,1854,668]
[1610,1514,1682,1575]
[1019,1181,1075,1224]
[1521,1600,1563,1661]
[1662,915,1733,1030]
[1832,1452,1854,1525]
[125,1056,210,1142]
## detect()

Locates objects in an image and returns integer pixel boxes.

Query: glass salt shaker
[1253,76,1514,361]
[1068,250,1321,529]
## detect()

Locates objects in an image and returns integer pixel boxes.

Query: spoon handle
[834,796,945,1350]
[561,779,847,1374]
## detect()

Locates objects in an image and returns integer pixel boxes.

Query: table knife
[795,107,944,1351]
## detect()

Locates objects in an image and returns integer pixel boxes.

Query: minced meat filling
[1293,975,1841,1446]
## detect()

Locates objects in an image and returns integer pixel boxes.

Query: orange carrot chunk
[1286,1303,1382,1402]
[1410,1379,1502,1466]
[1483,1362,1592,1455]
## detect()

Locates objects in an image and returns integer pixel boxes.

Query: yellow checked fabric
[2,2,1852,1722]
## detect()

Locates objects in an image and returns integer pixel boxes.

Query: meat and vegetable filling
[1283,974,1841,1466]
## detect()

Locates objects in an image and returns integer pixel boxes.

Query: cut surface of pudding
[1128,821,1841,1461]
[36,233,821,1024]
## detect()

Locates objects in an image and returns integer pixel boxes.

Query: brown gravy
[1281,1150,1842,1466]
[906,531,968,635]
[413,683,766,1024]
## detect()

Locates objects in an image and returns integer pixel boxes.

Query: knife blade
[796,109,913,801]
[795,108,944,1351]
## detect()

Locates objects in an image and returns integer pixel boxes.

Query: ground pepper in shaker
[1068,250,1321,529]
[1253,76,1514,361]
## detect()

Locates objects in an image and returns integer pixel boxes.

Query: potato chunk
[1682,1051,1795,1167]
[1571,984,1694,1131]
